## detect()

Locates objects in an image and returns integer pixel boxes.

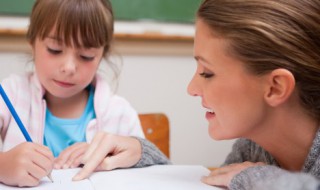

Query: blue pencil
[0,84,53,182]
[0,84,32,141]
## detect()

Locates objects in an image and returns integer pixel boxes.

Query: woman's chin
[208,127,233,140]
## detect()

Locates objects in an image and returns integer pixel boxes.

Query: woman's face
[188,19,269,140]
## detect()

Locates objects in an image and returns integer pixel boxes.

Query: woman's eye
[47,48,62,55]
[199,72,214,79]
[80,55,94,61]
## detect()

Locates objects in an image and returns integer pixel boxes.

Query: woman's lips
[205,111,215,120]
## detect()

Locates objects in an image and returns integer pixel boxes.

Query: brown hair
[27,0,114,57]
[197,0,320,120]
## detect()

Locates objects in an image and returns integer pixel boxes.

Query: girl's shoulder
[1,72,34,90]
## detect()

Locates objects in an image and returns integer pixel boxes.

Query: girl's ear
[264,69,295,107]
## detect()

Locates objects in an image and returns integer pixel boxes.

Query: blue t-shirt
[44,87,96,157]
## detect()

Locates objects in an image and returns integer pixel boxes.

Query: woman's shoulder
[232,138,259,152]
[227,138,277,165]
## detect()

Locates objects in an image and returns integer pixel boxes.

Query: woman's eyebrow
[194,55,210,64]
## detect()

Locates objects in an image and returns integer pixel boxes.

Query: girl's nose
[60,56,76,75]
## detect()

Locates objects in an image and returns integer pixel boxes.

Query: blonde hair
[27,0,114,57]
[197,0,320,120]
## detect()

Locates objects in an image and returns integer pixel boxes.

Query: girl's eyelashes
[80,55,95,62]
[46,46,95,61]
[47,47,62,55]
[199,72,214,78]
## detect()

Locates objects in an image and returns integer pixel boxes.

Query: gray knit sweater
[134,129,320,190]
[225,129,320,190]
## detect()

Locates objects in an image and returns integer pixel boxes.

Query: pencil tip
[47,173,54,182]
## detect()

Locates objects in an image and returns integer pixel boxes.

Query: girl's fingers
[17,173,40,187]
[55,148,74,168]
[33,144,54,161]
[55,143,86,169]
[70,154,85,168]
[65,144,88,168]
[27,160,48,181]
[23,144,54,180]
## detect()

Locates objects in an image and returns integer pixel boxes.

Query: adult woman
[188,0,320,189]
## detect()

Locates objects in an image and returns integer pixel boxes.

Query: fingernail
[72,175,80,181]
[72,173,82,181]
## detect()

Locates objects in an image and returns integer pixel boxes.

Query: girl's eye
[80,55,94,62]
[47,47,62,55]
[199,72,214,79]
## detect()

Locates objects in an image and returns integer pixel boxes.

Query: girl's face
[32,31,104,99]
[188,19,269,140]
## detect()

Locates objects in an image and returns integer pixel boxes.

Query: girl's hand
[202,161,266,188]
[0,142,54,187]
[54,142,89,169]
[72,132,142,181]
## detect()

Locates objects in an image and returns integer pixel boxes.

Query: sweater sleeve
[225,139,320,190]
[133,137,171,167]
[230,165,320,190]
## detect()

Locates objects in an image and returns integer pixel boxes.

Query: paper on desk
[0,168,93,190]
[90,165,221,190]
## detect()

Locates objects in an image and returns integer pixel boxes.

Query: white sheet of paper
[90,165,221,190]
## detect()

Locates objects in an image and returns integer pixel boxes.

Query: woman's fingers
[202,162,266,187]
[81,132,105,164]
[202,172,230,187]
[73,134,115,181]
[73,133,142,181]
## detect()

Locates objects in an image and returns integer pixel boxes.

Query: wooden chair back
[139,113,170,158]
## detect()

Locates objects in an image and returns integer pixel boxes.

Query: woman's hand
[0,142,54,187]
[54,142,89,169]
[202,161,266,188]
[72,132,142,181]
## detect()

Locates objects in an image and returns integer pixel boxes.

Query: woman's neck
[249,109,318,171]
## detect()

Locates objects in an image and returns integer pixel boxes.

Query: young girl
[0,0,145,187]
[74,0,320,189]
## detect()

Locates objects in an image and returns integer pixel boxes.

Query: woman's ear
[264,69,295,107]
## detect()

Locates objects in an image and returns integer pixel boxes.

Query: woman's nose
[187,74,201,97]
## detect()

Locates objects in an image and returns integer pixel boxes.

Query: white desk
[0,165,222,190]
